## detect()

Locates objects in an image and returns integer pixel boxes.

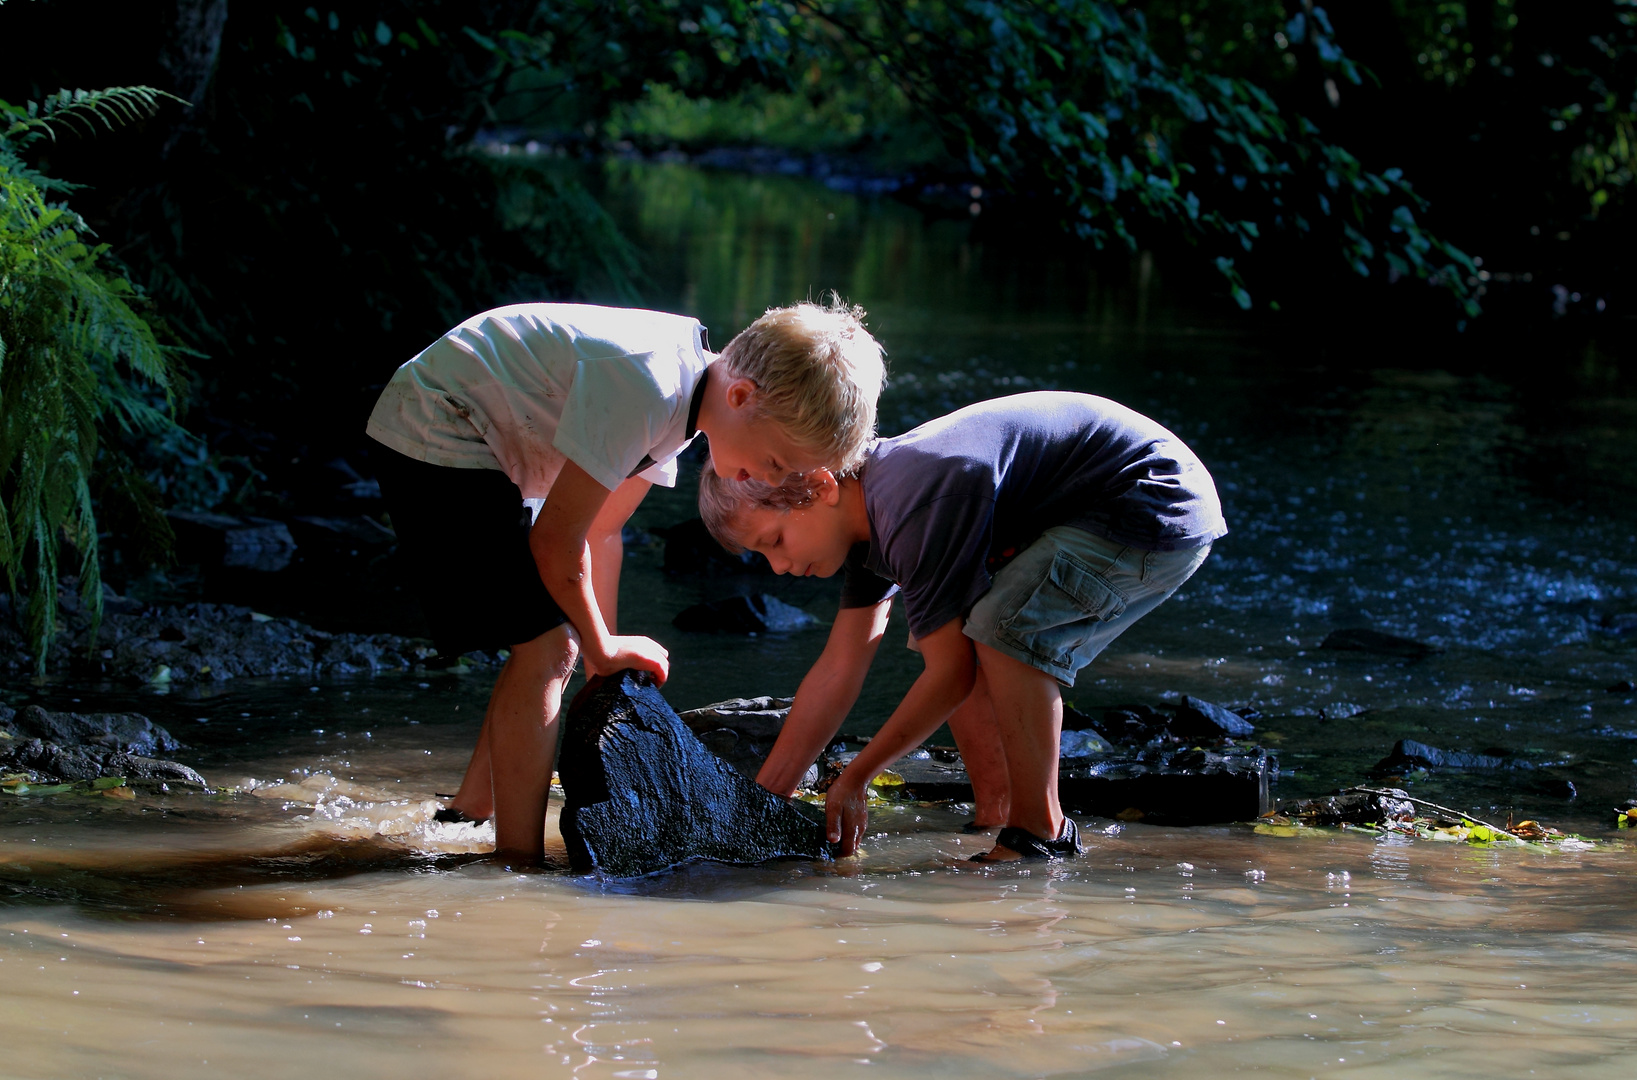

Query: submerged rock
[672,593,817,634]
[557,672,830,876]
[1320,628,1443,659]
[1372,738,1511,773]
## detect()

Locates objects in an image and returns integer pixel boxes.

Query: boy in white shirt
[366,300,884,862]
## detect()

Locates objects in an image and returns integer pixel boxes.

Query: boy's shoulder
[456,303,705,350]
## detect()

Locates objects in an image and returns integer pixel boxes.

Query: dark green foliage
[647,1,1473,314]
[0,88,184,673]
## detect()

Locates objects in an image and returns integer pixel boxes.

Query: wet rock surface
[672,594,818,634]
[677,696,802,781]
[682,691,1275,826]
[1285,787,1418,827]
[0,701,207,789]
[167,510,298,572]
[1320,628,1444,659]
[1373,738,1512,773]
[1063,696,1258,746]
[557,672,830,877]
[0,589,495,684]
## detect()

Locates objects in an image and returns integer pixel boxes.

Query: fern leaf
[3,86,187,143]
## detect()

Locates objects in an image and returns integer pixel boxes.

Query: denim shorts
[963,526,1212,686]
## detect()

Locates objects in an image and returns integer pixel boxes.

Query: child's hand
[588,635,671,686]
[824,774,871,856]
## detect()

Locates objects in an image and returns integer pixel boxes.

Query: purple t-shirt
[839,392,1227,637]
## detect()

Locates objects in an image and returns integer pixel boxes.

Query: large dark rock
[4,705,183,757]
[1173,696,1257,738]
[557,672,830,876]
[0,739,208,789]
[672,593,817,634]
[676,695,805,780]
[0,702,206,789]
[1320,628,1443,659]
[167,509,297,571]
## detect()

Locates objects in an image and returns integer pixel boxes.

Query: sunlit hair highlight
[697,468,827,555]
[715,295,885,473]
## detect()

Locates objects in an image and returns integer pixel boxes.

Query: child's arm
[532,459,669,682]
[756,598,893,797]
[587,474,651,632]
[824,618,976,855]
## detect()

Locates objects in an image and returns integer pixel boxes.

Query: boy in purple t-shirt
[698,391,1226,862]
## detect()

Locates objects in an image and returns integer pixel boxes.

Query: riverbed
[3,158,1635,1077]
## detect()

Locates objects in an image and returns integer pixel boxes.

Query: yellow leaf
[871,771,904,787]
[1254,823,1301,837]
[101,786,136,801]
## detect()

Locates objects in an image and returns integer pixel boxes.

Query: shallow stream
[3,159,1636,1077]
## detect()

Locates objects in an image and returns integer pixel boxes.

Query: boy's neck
[692,364,725,438]
[838,473,873,546]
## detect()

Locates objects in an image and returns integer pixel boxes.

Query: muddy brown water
[3,158,1636,1076]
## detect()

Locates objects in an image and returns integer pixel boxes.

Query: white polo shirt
[365,303,712,496]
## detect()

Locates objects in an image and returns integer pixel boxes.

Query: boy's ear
[811,468,842,506]
[724,377,758,411]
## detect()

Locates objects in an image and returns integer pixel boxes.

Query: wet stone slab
[0,701,207,789]
[557,672,830,877]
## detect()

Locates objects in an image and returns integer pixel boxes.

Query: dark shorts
[374,449,568,657]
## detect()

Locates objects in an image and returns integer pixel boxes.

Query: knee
[510,622,580,682]
[551,623,581,681]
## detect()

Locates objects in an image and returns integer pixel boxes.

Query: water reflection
[5,825,1637,1077]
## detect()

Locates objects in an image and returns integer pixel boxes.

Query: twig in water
[1343,786,1524,842]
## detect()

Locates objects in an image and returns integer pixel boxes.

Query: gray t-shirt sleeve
[884,494,999,638]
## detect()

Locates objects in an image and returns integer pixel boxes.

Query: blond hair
[698,468,828,555]
[717,297,885,473]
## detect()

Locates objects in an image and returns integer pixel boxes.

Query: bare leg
[486,623,580,862]
[445,719,495,821]
[944,665,1011,827]
[974,642,1065,857]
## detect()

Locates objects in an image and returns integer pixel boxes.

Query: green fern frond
[2,86,188,144]
[2,120,185,674]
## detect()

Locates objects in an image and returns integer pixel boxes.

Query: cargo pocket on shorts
[995,550,1129,670]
